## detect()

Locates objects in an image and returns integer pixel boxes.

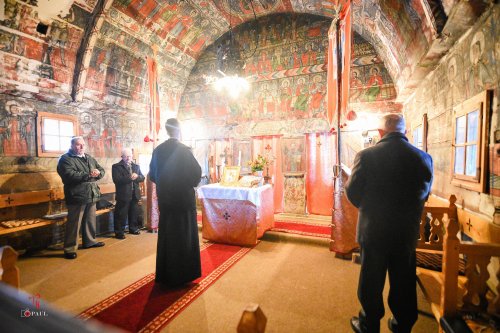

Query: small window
[37,112,77,157]
[411,114,427,151]
[451,90,490,192]
[412,125,423,149]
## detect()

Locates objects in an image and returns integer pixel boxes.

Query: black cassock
[149,138,202,286]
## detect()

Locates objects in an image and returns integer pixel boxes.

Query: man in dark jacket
[57,136,106,259]
[345,114,433,333]
[149,118,202,287]
[112,147,145,239]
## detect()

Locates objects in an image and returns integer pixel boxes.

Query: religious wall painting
[467,31,494,97]
[101,117,121,157]
[105,45,132,99]
[63,3,92,30]
[446,55,464,109]
[45,20,81,84]
[309,74,326,117]
[364,65,384,102]
[292,76,310,118]
[181,18,211,54]
[0,100,35,157]
[350,68,364,103]
[281,137,305,173]
[217,0,289,22]
[289,0,336,19]
[283,174,306,214]
[122,119,139,149]
[79,112,103,157]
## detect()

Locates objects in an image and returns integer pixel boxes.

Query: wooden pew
[0,183,117,236]
[416,195,500,332]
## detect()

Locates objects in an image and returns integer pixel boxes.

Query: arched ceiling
[105,0,490,102]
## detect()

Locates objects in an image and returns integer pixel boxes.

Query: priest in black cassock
[149,118,202,287]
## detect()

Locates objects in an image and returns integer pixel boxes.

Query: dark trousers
[358,244,417,333]
[114,199,139,235]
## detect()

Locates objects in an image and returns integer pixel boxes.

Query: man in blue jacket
[57,136,105,259]
[346,114,433,333]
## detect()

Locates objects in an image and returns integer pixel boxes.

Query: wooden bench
[0,183,116,236]
[416,195,500,332]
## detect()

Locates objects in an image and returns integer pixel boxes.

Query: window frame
[36,112,77,157]
[451,90,491,192]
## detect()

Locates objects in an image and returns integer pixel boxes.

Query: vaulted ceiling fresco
[0,0,491,109]
[107,0,488,101]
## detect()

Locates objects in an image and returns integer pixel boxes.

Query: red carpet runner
[272,220,331,238]
[197,214,330,239]
[79,242,251,332]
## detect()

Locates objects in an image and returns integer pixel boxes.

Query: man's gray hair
[378,114,406,134]
[71,136,85,145]
[121,147,133,156]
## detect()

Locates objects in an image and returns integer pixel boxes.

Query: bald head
[378,114,406,136]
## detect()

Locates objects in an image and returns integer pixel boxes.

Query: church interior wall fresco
[403,5,500,214]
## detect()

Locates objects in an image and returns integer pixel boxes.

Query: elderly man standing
[57,136,105,259]
[112,148,145,239]
[345,114,433,333]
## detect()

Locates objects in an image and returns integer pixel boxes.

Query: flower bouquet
[248,155,269,175]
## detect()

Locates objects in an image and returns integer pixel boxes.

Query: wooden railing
[416,195,500,332]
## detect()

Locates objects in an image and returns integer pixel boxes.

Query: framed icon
[220,166,241,186]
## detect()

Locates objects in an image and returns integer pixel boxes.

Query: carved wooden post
[440,195,459,319]
[237,304,267,333]
[0,246,20,288]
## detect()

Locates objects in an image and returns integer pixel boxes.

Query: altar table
[197,184,274,246]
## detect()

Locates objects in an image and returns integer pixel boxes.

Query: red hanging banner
[326,24,338,129]
[146,56,161,140]
[339,3,352,121]
[326,1,352,129]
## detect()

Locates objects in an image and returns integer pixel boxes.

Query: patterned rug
[79,242,251,333]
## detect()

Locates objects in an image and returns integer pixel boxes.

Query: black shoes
[83,241,105,249]
[388,317,396,332]
[350,316,404,333]
[350,317,364,333]
[115,234,126,239]
[64,252,77,259]
[130,230,140,235]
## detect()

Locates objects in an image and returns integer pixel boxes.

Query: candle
[238,150,242,166]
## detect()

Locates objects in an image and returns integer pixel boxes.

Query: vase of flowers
[248,155,269,177]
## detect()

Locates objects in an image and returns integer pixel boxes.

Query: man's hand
[90,169,100,178]
[131,173,138,180]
